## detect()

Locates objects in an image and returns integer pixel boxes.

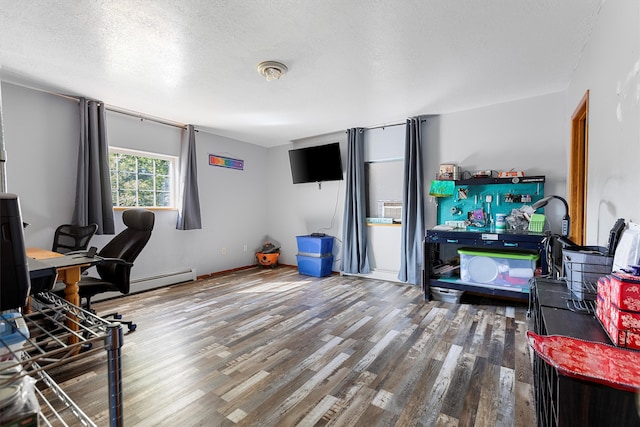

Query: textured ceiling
[0,1,603,147]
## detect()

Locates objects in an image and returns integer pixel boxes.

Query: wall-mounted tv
[288,142,343,184]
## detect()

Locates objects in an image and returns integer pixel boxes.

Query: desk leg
[62,267,82,345]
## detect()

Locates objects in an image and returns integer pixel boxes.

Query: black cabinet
[531,278,640,426]
[423,229,547,301]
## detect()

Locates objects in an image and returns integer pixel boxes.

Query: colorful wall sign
[208,154,244,171]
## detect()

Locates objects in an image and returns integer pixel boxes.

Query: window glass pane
[109,149,176,208]
[119,172,137,190]
[110,170,117,190]
[118,190,137,206]
[137,157,155,175]
[138,174,154,190]
[156,160,170,175]
[366,160,404,217]
[138,191,155,206]
[156,192,171,207]
[156,175,171,191]
[119,155,137,173]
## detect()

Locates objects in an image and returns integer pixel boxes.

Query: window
[365,160,404,220]
[109,148,177,208]
[363,125,405,222]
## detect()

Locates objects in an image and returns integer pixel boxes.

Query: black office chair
[73,209,155,331]
[52,223,98,254]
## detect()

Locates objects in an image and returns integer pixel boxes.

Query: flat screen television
[288,142,343,184]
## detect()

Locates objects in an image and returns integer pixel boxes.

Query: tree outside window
[109,148,176,208]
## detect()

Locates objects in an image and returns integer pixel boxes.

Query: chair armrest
[63,249,90,256]
[95,257,134,268]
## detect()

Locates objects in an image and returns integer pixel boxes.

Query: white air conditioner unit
[378,201,402,221]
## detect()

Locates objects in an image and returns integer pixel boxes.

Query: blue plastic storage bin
[297,255,333,277]
[296,235,334,257]
[0,312,29,359]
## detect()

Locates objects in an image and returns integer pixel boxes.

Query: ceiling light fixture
[257,61,288,81]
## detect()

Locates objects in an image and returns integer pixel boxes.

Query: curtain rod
[365,121,405,131]
[3,79,187,130]
[346,117,427,133]
[106,106,187,130]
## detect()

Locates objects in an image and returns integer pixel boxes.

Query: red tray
[527,331,640,392]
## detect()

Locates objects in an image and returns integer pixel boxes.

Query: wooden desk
[26,248,96,344]
[27,248,86,307]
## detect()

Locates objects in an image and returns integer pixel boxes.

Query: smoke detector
[257,61,288,81]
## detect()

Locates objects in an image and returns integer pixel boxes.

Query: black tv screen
[288,142,343,184]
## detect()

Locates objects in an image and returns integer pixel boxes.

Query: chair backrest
[52,223,98,254]
[96,209,155,294]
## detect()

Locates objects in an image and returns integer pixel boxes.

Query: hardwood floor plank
[514,380,535,426]
[436,413,460,427]
[502,316,516,370]
[487,314,505,367]
[44,267,535,426]
[297,394,340,426]
[496,366,515,426]
[457,356,486,426]
[440,351,476,420]
[421,344,464,426]
[474,361,500,427]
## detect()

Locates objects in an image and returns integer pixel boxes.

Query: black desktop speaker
[1,193,31,311]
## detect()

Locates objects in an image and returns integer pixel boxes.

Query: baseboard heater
[341,268,402,283]
[91,268,197,303]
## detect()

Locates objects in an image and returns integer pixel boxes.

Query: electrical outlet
[243,244,248,252]
[221,247,227,255]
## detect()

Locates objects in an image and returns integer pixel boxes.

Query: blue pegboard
[436,176,545,230]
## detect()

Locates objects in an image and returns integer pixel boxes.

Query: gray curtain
[176,124,202,230]
[398,117,425,284]
[341,128,370,274]
[72,98,115,235]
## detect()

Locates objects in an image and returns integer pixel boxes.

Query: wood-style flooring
[47,266,536,426]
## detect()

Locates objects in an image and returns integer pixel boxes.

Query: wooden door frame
[568,90,589,245]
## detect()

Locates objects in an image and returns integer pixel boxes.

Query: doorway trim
[568,90,589,245]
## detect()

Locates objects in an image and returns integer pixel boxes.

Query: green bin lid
[457,248,539,261]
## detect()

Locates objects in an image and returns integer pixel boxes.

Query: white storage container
[431,286,464,303]
[458,248,538,289]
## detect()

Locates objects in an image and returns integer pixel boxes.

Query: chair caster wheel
[114,314,123,320]
[128,324,137,332]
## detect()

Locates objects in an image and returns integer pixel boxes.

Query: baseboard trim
[341,268,402,283]
[92,268,196,302]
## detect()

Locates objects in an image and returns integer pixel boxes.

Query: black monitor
[288,142,343,184]
[1,193,31,311]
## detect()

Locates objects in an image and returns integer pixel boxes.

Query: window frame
[109,146,179,210]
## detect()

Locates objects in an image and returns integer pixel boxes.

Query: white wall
[6,0,633,283]
[567,0,640,245]
[422,92,567,231]
[266,132,347,269]
[2,82,269,284]
[267,93,566,275]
